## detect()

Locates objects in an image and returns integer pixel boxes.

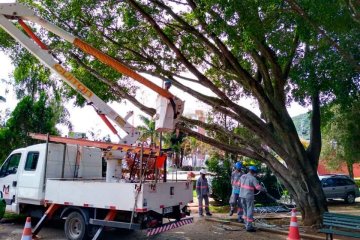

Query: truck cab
[0,143,103,215]
[0,148,24,213]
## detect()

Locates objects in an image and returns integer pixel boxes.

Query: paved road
[0,215,285,240]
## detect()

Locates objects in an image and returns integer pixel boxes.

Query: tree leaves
[0,93,61,162]
[321,101,360,177]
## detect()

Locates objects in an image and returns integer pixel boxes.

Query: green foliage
[0,198,5,219]
[137,115,158,146]
[0,0,358,224]
[292,112,311,140]
[256,168,283,204]
[206,153,232,203]
[355,180,360,189]
[0,93,59,163]
[321,100,360,177]
[206,154,283,205]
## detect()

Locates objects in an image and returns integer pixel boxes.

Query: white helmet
[200,169,207,175]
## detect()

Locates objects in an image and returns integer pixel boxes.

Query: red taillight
[148,219,158,228]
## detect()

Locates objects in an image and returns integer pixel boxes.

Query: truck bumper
[147,216,193,237]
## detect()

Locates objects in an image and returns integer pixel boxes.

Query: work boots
[229,209,234,216]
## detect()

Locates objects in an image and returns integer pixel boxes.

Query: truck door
[0,153,21,211]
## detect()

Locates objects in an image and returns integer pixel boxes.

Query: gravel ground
[0,215,285,240]
[1,200,358,240]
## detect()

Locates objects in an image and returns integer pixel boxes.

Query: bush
[355,179,360,188]
[206,155,286,205]
[255,167,283,204]
[206,155,232,203]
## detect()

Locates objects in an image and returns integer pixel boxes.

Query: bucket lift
[0,3,184,182]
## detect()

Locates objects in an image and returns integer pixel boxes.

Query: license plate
[163,206,173,214]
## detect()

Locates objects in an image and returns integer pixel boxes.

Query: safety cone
[287,208,301,240]
[21,217,33,240]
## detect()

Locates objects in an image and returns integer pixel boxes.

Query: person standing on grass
[196,169,212,217]
[229,162,244,223]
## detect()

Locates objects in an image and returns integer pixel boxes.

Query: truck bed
[44,179,193,214]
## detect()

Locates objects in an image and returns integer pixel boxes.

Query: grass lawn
[209,204,231,213]
[3,212,25,219]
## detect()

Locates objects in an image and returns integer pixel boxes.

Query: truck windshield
[0,153,21,177]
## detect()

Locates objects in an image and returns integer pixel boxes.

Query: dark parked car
[320,174,360,204]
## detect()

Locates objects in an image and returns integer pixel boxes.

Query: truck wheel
[345,193,355,204]
[64,211,89,240]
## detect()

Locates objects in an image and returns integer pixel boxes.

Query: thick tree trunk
[347,163,354,179]
[267,161,326,226]
[273,91,327,226]
[291,168,327,226]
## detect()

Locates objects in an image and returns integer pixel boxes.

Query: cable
[218,224,243,231]
[129,143,150,230]
[301,176,310,194]
[252,182,292,228]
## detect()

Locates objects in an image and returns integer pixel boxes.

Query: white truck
[0,141,193,240]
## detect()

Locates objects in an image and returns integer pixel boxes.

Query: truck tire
[64,211,89,240]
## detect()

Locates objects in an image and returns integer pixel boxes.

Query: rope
[252,181,293,228]
[129,143,150,229]
[217,224,243,231]
[301,176,310,194]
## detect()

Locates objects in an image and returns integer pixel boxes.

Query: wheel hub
[68,218,82,238]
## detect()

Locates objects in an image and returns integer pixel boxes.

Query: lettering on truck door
[0,153,21,208]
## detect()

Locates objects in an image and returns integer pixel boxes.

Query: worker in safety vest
[239,166,265,232]
[164,79,172,90]
[229,162,244,222]
[196,169,212,216]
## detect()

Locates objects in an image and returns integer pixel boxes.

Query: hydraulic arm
[0,3,184,143]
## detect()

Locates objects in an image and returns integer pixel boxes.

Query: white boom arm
[0,4,142,144]
[0,3,184,133]
[0,3,186,182]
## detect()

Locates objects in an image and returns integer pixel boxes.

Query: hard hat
[200,169,207,174]
[164,79,172,85]
[235,162,242,170]
[249,166,258,172]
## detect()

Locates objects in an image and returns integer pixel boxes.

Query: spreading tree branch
[127,0,236,104]
[306,90,321,169]
[283,31,300,80]
[285,0,360,72]
[70,52,156,116]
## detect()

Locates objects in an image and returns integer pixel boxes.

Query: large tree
[1,0,358,225]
